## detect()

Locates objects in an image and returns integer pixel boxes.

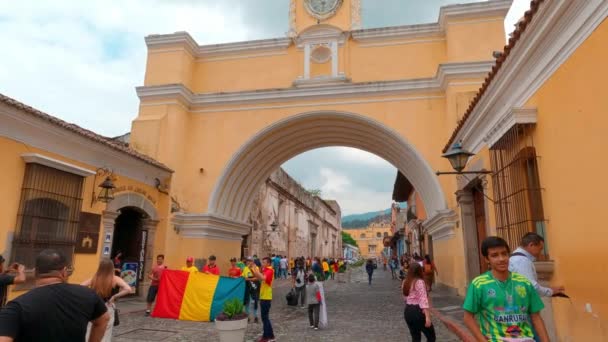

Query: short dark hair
[157,254,165,259]
[262,257,271,263]
[481,236,510,257]
[209,255,216,261]
[521,232,544,247]
[36,249,67,276]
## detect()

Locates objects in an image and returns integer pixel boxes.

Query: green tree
[341,231,358,247]
[306,189,322,197]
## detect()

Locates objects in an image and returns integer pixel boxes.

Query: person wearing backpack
[292,260,307,308]
[365,259,375,286]
[422,255,438,292]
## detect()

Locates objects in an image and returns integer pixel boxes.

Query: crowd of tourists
[398,232,562,342]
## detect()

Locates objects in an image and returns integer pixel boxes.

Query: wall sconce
[91,168,116,207]
[436,142,492,176]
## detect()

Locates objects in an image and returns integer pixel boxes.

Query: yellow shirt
[259,266,274,300]
[181,266,198,273]
[289,259,295,269]
[241,266,254,279]
[322,261,329,272]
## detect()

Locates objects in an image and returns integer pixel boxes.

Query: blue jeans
[274,266,280,278]
[280,268,287,279]
[260,300,274,338]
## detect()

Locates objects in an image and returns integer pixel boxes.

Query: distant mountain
[342,203,406,229]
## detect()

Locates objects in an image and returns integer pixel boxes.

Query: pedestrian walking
[272,254,280,279]
[312,257,323,281]
[252,257,275,342]
[322,258,330,280]
[0,249,110,341]
[402,262,436,342]
[390,257,398,280]
[181,256,198,273]
[331,259,338,280]
[279,256,288,279]
[306,274,322,330]
[82,258,132,341]
[242,257,260,323]
[292,260,307,308]
[463,236,549,342]
[0,254,26,308]
[202,255,220,275]
[422,255,438,291]
[145,254,167,316]
[365,259,375,286]
[288,257,295,275]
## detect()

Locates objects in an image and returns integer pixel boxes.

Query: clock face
[305,0,343,20]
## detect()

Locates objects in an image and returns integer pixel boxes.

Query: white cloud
[317,167,392,216]
[334,147,392,167]
[0,0,256,137]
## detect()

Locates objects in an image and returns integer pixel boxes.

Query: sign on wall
[75,212,101,254]
[138,230,148,282]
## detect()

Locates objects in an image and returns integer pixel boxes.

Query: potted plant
[214,298,248,342]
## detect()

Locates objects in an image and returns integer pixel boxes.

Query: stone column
[138,219,159,297]
[101,211,119,259]
[456,190,481,283]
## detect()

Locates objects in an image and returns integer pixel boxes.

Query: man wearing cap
[202,255,220,275]
[181,257,198,273]
[0,255,26,308]
[242,257,260,323]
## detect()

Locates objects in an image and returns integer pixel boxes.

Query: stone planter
[215,317,248,342]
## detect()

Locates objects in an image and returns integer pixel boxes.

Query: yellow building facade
[131,0,512,295]
[445,1,608,340]
[345,223,392,260]
[0,94,173,299]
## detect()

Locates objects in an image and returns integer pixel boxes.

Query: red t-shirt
[228,267,242,278]
[151,265,167,286]
[203,265,220,275]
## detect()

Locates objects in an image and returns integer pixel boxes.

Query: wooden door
[472,188,488,273]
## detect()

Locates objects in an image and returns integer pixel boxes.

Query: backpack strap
[510,252,527,258]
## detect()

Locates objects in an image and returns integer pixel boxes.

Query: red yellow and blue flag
[152,270,245,321]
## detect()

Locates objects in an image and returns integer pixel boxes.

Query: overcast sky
[0,0,530,216]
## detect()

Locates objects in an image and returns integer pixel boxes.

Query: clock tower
[288,0,361,37]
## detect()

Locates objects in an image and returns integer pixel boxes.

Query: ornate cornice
[137,61,492,107]
[21,153,95,177]
[423,209,458,241]
[483,107,537,147]
[145,31,291,58]
[172,213,251,240]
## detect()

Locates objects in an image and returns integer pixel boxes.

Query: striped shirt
[404,279,429,309]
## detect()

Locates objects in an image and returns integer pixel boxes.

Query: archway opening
[112,206,149,294]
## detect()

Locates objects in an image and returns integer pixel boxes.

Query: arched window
[360,233,365,238]
[376,232,381,238]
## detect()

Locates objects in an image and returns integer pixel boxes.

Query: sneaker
[310,325,314,328]
[300,305,306,309]
[314,327,319,330]
[144,310,150,317]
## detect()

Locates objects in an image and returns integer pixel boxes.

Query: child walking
[306,274,322,330]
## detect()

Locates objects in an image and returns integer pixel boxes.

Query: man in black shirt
[0,255,26,307]
[0,250,110,342]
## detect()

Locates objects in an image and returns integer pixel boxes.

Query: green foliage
[221,298,244,319]
[351,259,365,267]
[306,188,322,197]
[341,231,358,247]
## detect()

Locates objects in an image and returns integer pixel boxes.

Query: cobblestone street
[113,267,462,341]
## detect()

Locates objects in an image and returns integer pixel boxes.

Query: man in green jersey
[463,236,549,342]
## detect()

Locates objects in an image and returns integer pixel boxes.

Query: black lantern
[97,177,116,203]
[269,221,278,232]
[442,141,474,173]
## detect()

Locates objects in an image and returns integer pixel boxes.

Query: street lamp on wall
[436,142,492,176]
[269,220,278,232]
[91,168,116,207]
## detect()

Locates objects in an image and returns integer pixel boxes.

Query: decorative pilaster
[456,190,481,282]
[101,211,119,259]
[288,0,297,37]
[304,44,311,79]
[351,0,362,30]
[139,219,159,295]
[331,41,338,77]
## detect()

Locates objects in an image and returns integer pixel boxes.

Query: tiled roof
[0,93,173,172]
[442,0,544,153]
